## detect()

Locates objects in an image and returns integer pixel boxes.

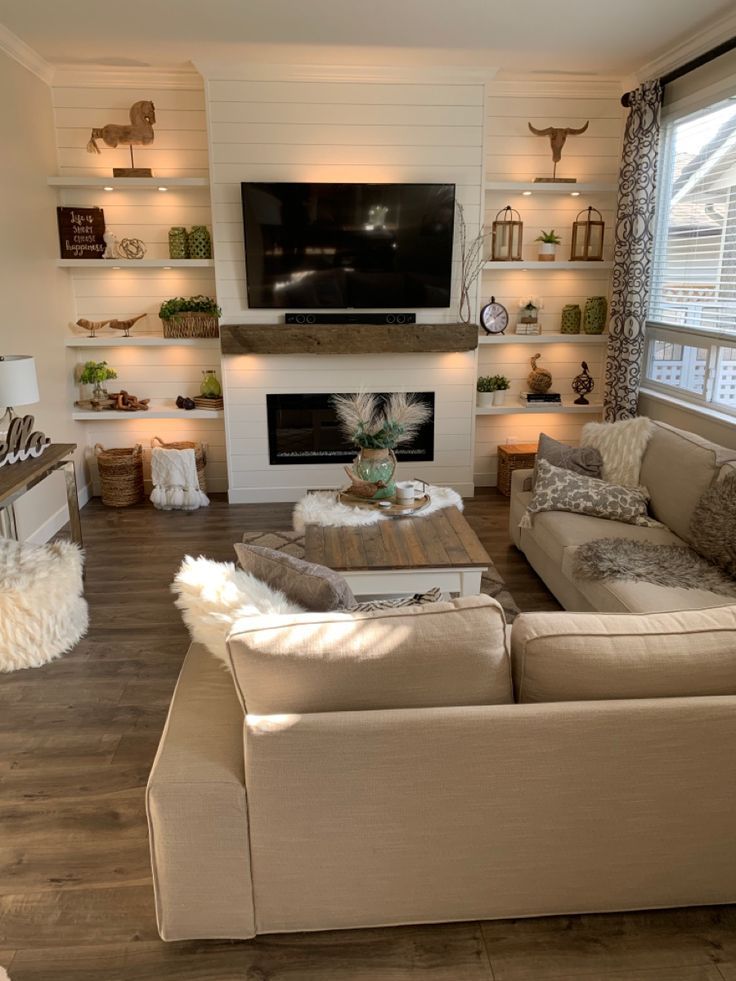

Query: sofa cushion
[233,542,356,612]
[533,432,603,484]
[689,471,736,577]
[580,417,655,486]
[528,509,683,567]
[511,605,736,702]
[525,460,656,528]
[227,595,512,714]
[639,423,735,544]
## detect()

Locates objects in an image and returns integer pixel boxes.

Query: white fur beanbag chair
[0,538,88,672]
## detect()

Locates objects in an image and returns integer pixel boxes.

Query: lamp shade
[0,356,40,408]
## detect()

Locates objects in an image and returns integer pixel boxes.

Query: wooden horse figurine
[86,100,156,154]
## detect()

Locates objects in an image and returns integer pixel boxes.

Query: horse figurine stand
[86,100,156,177]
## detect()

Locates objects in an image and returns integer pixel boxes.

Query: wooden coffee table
[304,506,491,597]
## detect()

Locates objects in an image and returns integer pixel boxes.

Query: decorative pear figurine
[527,353,553,394]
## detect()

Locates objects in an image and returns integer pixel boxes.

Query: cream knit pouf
[0,538,88,672]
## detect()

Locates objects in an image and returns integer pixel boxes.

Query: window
[645,94,736,417]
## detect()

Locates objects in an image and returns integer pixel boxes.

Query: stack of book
[519,392,562,406]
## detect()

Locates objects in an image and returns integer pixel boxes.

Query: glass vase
[354,447,396,499]
[199,369,221,398]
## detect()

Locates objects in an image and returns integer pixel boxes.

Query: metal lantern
[492,205,523,261]
[570,206,605,261]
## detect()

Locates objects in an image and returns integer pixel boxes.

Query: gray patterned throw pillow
[524,459,657,527]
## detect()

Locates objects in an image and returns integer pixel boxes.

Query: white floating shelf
[48,176,209,190]
[478,333,608,345]
[483,261,614,271]
[485,181,617,195]
[72,399,223,421]
[57,259,214,268]
[64,336,220,348]
[476,402,603,415]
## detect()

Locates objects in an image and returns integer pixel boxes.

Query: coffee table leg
[458,569,484,596]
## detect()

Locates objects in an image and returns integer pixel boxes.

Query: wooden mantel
[219,322,478,355]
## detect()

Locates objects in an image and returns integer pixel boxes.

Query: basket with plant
[159,296,222,339]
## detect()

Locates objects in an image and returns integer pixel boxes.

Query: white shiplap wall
[203,67,488,501]
[51,71,226,491]
[475,79,624,485]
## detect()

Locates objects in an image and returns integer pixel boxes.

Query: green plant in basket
[159,296,222,320]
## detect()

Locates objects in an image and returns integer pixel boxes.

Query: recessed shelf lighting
[570,191,581,197]
[158,186,168,192]
[103,186,114,192]
[112,266,121,270]
[163,265,172,270]
[522,190,532,196]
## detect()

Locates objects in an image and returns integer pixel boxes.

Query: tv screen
[241,182,455,309]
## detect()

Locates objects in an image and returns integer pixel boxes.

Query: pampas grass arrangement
[331,392,431,450]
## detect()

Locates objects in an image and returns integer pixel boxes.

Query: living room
[1,1,736,978]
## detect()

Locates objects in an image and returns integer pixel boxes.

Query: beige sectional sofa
[148,595,736,941]
[510,421,736,613]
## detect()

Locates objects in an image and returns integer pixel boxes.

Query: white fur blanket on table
[293,485,463,532]
[150,447,209,511]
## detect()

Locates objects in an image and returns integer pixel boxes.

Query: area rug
[241,530,520,622]
[292,485,463,533]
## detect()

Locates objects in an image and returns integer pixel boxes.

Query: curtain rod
[620,35,736,107]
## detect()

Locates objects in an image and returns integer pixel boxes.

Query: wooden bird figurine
[109,314,146,338]
[76,318,110,339]
[343,466,387,499]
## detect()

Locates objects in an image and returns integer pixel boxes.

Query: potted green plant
[159,295,222,339]
[491,374,511,405]
[535,229,561,262]
[476,375,497,408]
[79,361,117,400]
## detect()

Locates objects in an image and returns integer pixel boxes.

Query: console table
[0,443,82,545]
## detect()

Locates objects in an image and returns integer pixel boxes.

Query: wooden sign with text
[0,415,51,468]
[57,206,106,259]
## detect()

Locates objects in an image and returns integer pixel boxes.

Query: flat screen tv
[241,182,455,309]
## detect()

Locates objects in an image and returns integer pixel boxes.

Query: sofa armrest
[511,467,534,494]
[146,644,256,940]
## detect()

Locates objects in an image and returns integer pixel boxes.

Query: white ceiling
[0,0,733,75]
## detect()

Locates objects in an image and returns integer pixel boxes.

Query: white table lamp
[0,356,40,434]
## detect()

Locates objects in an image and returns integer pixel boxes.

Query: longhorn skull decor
[527,121,589,181]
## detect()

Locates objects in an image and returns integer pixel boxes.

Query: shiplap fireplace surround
[220,322,478,503]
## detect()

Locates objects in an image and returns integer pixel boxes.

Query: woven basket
[161,312,219,339]
[94,444,144,508]
[497,444,537,497]
[151,436,207,492]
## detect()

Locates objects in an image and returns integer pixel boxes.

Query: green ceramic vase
[583,296,608,334]
[168,226,189,259]
[188,225,212,259]
[560,304,581,334]
[199,370,221,398]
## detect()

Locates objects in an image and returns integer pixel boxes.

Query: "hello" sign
[0,415,50,468]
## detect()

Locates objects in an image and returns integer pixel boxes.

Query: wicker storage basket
[151,436,207,492]
[161,312,219,339]
[497,442,538,497]
[94,444,144,507]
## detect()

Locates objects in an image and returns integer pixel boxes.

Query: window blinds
[649,96,736,336]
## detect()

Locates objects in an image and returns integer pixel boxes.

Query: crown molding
[488,78,625,99]
[0,23,53,84]
[194,61,496,85]
[51,64,203,90]
[637,8,736,82]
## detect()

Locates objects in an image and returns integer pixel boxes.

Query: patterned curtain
[604,80,663,421]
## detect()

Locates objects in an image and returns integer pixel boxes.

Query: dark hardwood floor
[1,491,734,981]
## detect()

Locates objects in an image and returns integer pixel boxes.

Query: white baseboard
[25,482,91,545]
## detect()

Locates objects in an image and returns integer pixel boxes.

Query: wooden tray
[338,489,431,518]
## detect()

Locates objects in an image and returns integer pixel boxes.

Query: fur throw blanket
[573,538,736,598]
[293,485,463,533]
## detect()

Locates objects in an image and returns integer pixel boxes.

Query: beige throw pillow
[233,542,356,612]
[511,606,736,703]
[227,595,512,714]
